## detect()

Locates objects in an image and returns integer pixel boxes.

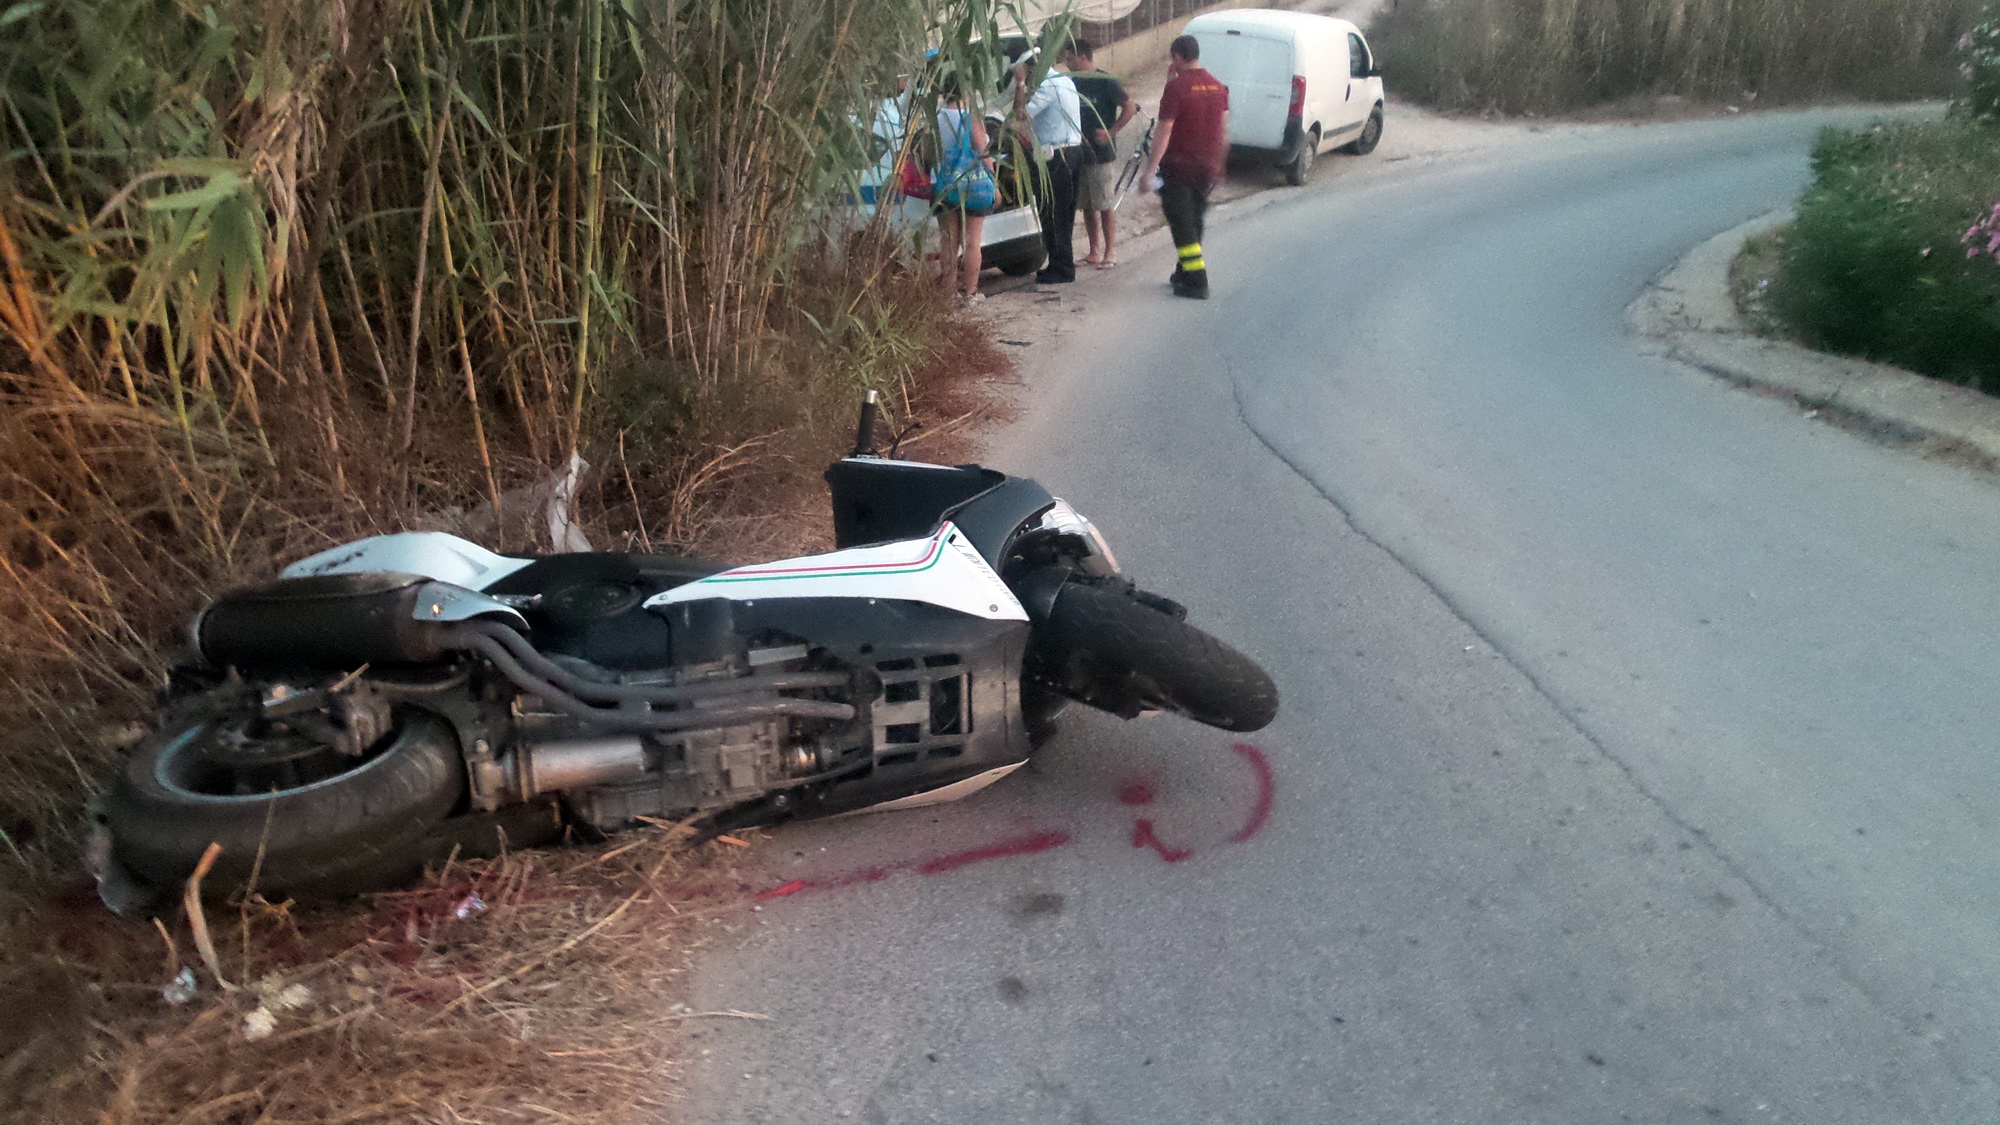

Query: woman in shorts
[930,77,997,303]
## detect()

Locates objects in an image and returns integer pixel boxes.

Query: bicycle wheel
[1111,118,1154,198]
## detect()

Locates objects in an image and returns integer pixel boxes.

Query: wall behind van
[1090,0,1268,76]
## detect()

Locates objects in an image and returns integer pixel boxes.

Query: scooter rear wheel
[100,705,463,901]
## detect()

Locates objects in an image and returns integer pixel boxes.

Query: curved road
[680,109,2000,1123]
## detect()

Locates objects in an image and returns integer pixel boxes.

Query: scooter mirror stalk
[853,389,880,458]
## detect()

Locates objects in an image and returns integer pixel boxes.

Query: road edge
[1627,211,2000,470]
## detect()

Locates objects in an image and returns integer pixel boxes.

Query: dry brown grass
[0,238,1015,1125]
[0,827,770,1125]
[0,0,984,873]
[0,3,1028,1114]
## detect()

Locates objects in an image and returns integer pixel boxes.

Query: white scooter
[92,394,1276,908]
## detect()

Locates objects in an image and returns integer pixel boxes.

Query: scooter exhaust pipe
[513,735,649,796]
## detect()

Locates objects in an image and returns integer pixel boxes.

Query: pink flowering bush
[1773,122,2000,391]
[1966,202,2000,263]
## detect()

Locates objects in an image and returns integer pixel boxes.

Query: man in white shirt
[1012,49,1085,284]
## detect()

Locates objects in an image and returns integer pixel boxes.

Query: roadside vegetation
[1763,120,2000,390]
[1741,15,2000,392]
[0,0,1034,873]
[0,0,1038,1118]
[1371,0,1977,114]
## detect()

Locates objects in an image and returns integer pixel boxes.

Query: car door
[1341,30,1377,135]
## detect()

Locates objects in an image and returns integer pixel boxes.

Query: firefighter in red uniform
[1139,34,1229,299]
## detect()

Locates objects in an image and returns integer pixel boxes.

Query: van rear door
[1189,26,1293,151]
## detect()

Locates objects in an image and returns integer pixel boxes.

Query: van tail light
[1289,75,1306,117]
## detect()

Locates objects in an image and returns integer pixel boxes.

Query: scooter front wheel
[99,706,464,901]
[1031,579,1278,733]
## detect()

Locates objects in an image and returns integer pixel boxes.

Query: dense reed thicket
[1372,0,1979,114]
[0,0,1025,868]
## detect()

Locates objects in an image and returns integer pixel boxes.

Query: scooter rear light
[1289,75,1306,118]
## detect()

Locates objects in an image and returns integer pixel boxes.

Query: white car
[1184,9,1385,185]
[855,96,1047,278]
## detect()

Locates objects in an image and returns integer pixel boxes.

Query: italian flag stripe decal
[694,526,954,584]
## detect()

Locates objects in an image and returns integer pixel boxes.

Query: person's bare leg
[1082,210,1103,264]
[962,214,985,298]
[938,211,962,295]
[1101,208,1117,266]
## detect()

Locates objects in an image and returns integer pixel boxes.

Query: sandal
[1081,252,1103,266]
[1096,258,1118,270]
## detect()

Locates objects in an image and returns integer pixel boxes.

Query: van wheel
[1346,107,1384,156]
[1285,128,1319,186]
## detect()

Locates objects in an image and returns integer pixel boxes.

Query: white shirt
[1024,72,1083,149]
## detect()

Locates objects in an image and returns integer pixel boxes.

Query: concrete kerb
[1627,211,2000,471]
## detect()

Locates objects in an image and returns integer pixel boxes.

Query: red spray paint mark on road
[1130,818,1192,863]
[918,830,1071,874]
[756,830,1071,901]
[1227,743,1275,844]
[1117,780,1156,807]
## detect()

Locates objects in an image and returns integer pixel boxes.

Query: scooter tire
[1035,579,1278,733]
[99,709,464,901]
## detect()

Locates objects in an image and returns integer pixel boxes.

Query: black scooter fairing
[825,457,1055,568]
[723,595,1033,817]
[482,552,723,669]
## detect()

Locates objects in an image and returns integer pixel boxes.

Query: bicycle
[1109,111,1157,213]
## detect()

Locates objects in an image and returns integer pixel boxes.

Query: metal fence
[1075,0,1216,48]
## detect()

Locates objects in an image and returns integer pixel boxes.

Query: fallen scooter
[90,394,1277,909]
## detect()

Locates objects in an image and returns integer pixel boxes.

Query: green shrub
[1771,121,2000,391]
[1961,8,2000,118]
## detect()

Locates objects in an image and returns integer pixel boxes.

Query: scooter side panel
[644,523,1029,622]
[281,531,537,589]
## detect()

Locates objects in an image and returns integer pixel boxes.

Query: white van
[1183,9,1385,185]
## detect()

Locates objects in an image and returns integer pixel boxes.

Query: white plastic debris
[270,983,313,1011]
[243,1007,277,1041]
[162,968,197,1005]
[543,452,592,552]
[453,892,487,920]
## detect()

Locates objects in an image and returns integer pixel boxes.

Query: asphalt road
[678,109,2000,1123]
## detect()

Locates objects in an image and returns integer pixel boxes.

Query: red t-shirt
[1157,67,1229,185]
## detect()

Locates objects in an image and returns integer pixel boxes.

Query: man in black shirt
[1061,39,1136,269]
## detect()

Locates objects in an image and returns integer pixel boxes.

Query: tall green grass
[1372,0,1978,114]
[0,0,1042,868]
